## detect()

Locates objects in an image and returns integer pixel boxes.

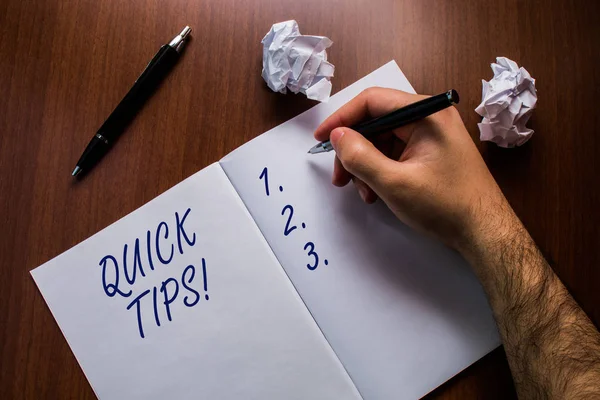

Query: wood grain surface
[1,0,599,398]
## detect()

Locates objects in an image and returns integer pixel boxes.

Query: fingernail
[330,128,345,149]
[357,184,368,202]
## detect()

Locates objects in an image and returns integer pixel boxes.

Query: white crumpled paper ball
[261,20,335,102]
[475,57,537,148]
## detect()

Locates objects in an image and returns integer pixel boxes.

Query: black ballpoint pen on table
[307,89,460,154]
[72,26,192,177]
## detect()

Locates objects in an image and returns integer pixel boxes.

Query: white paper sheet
[31,163,361,400]
[220,61,500,399]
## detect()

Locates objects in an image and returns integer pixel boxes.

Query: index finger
[313,87,427,141]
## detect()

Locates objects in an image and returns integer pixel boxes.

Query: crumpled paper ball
[261,20,335,102]
[475,57,537,148]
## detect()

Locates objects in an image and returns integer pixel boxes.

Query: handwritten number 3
[281,205,297,236]
[304,242,319,270]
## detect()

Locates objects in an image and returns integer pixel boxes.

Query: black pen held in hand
[308,89,459,154]
[72,26,192,177]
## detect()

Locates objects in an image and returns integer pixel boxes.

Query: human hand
[315,89,600,400]
[314,87,512,253]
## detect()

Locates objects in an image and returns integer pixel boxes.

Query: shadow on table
[423,347,517,399]
[260,82,317,126]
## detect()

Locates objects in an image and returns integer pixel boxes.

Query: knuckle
[362,87,379,97]
[360,87,384,101]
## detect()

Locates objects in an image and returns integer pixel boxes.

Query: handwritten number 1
[281,205,297,236]
[259,167,269,196]
[304,242,319,270]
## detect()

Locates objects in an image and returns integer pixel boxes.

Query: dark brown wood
[1,0,598,398]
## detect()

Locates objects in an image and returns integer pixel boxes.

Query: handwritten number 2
[281,205,297,236]
[304,242,319,270]
[259,167,269,196]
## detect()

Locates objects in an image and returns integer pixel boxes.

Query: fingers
[353,177,378,204]
[329,127,397,192]
[332,156,352,186]
[314,87,427,142]
[317,88,428,208]
[332,153,379,204]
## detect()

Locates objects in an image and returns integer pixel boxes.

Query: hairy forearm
[462,200,600,399]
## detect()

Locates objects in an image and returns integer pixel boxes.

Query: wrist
[456,192,525,273]
[456,196,546,318]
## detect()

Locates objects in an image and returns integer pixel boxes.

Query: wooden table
[1,0,598,398]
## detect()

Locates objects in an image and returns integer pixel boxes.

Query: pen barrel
[96,45,180,142]
[352,91,455,137]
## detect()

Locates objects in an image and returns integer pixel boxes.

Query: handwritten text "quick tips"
[98,208,209,338]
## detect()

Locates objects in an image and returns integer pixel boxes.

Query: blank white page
[220,61,500,399]
[31,163,361,400]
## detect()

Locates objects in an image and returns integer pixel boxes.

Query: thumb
[330,127,396,190]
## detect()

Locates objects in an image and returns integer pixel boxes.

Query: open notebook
[31,61,500,400]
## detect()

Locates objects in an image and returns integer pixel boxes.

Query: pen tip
[307,144,326,154]
[72,166,82,177]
